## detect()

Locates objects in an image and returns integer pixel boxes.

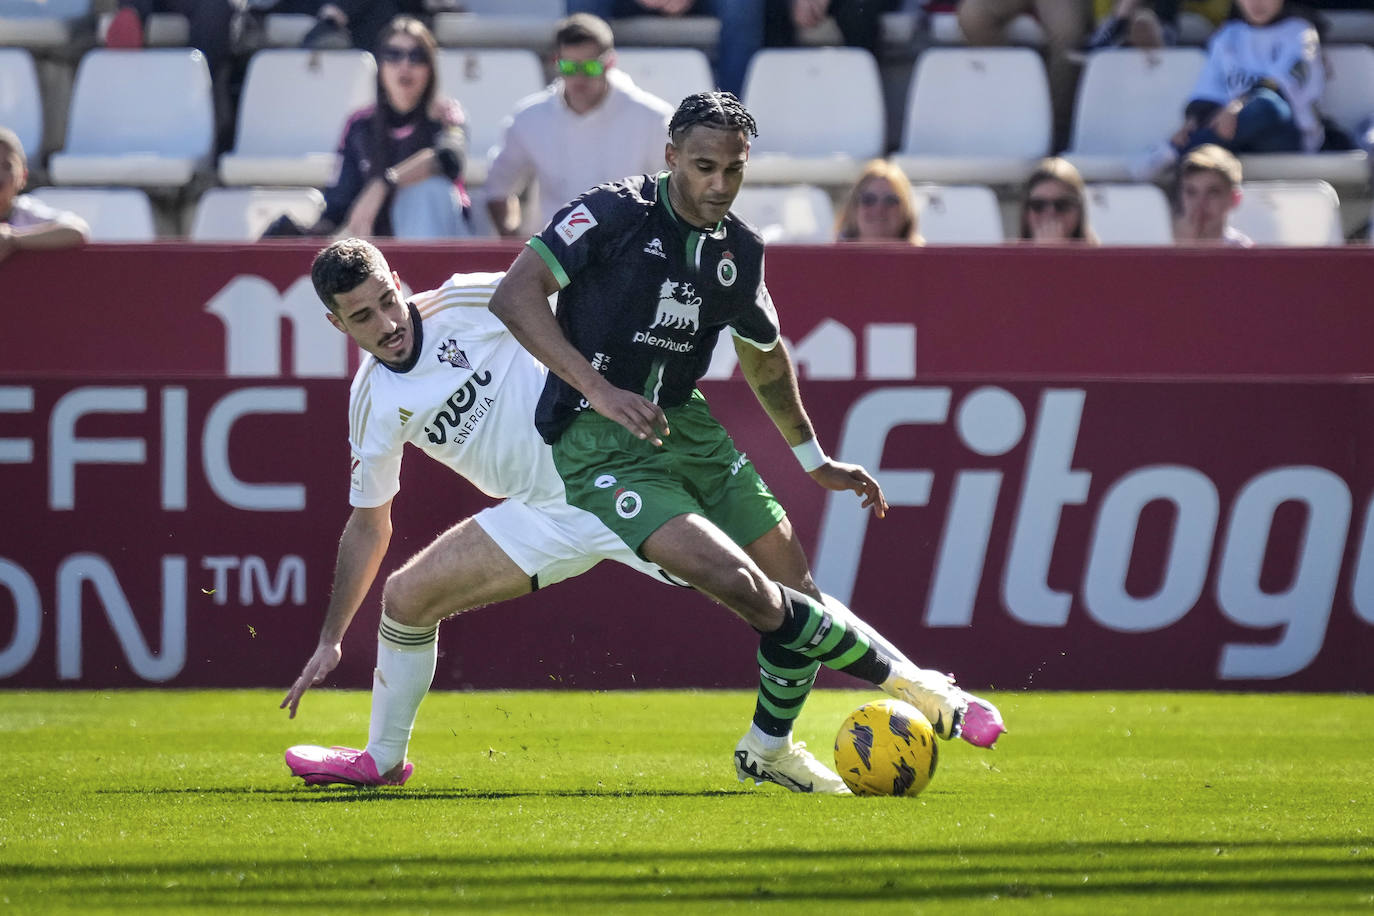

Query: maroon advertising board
[1,243,1370,690]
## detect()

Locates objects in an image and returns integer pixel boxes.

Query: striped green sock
[752,641,820,737]
[765,584,892,684]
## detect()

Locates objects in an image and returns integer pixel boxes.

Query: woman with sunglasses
[314,15,470,239]
[1018,157,1100,245]
[834,159,924,245]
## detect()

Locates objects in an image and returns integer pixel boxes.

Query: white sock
[749,723,791,754]
[364,613,438,774]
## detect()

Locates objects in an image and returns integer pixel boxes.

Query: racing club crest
[436,339,471,369]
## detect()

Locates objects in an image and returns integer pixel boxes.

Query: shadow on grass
[95,786,748,800]
[7,839,1370,909]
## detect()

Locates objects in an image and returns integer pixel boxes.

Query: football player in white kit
[281,239,682,787]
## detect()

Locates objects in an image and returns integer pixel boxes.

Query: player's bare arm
[490,246,670,445]
[280,500,394,717]
[735,338,887,518]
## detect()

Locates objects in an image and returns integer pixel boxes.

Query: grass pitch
[1,689,1370,914]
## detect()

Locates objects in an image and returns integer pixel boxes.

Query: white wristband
[791,438,828,472]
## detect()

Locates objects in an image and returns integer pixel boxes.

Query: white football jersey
[347,272,563,508]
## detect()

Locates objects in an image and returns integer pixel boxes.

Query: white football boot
[734,731,851,795]
[882,665,1006,748]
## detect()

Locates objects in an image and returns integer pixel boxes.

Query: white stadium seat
[0,0,91,51]
[190,187,326,241]
[742,47,885,185]
[1065,48,1207,182]
[610,16,718,49]
[911,183,1004,244]
[0,48,42,161]
[437,48,546,184]
[892,47,1051,185]
[614,48,715,110]
[48,49,214,187]
[1230,180,1344,246]
[731,185,835,243]
[1085,183,1174,245]
[1324,10,1374,44]
[1239,44,1374,185]
[27,186,157,241]
[219,49,376,187]
[433,0,568,48]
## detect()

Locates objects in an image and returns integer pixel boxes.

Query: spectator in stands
[956,0,1089,150]
[485,13,674,239]
[834,159,924,244]
[1018,156,1099,244]
[0,127,89,264]
[766,0,904,56]
[1172,143,1253,246]
[268,16,469,239]
[565,0,765,96]
[1130,0,1326,179]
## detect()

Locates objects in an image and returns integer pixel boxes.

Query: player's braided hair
[668,91,758,146]
[311,238,389,313]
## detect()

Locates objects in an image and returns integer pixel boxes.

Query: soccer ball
[834,699,938,797]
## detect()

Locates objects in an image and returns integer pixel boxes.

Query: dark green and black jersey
[527,172,780,444]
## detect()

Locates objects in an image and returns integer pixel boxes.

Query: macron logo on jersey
[556,205,598,244]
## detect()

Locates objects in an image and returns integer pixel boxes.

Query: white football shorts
[472,497,684,590]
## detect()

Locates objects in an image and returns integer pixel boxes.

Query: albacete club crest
[436,339,471,369]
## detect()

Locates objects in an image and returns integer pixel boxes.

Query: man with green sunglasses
[486,13,675,239]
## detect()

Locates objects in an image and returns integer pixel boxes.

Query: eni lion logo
[651,280,701,334]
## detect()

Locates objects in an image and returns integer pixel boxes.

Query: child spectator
[1130,0,1325,179]
[1173,143,1253,246]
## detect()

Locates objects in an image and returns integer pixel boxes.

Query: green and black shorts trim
[552,390,786,555]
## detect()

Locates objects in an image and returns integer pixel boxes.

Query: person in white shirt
[1173,144,1254,247]
[0,127,89,263]
[484,13,673,238]
[1131,0,1325,179]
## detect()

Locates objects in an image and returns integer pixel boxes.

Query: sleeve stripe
[527,236,570,288]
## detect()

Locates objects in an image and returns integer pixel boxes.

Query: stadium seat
[892,47,1051,185]
[0,0,91,51]
[189,186,326,241]
[433,0,566,49]
[260,14,315,47]
[1229,180,1344,246]
[730,185,835,243]
[611,16,718,49]
[1324,10,1374,44]
[1084,183,1174,245]
[910,183,1004,244]
[48,48,214,187]
[1239,44,1374,185]
[26,186,157,240]
[219,49,376,187]
[437,48,546,184]
[1064,48,1207,182]
[0,48,42,161]
[613,48,714,110]
[742,47,885,185]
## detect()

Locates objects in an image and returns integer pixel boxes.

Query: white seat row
[21,44,1374,197]
[26,180,1349,246]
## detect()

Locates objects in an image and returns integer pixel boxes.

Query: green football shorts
[552,389,787,555]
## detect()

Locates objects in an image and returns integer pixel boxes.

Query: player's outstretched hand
[810,460,888,519]
[280,642,342,719]
[587,385,670,447]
